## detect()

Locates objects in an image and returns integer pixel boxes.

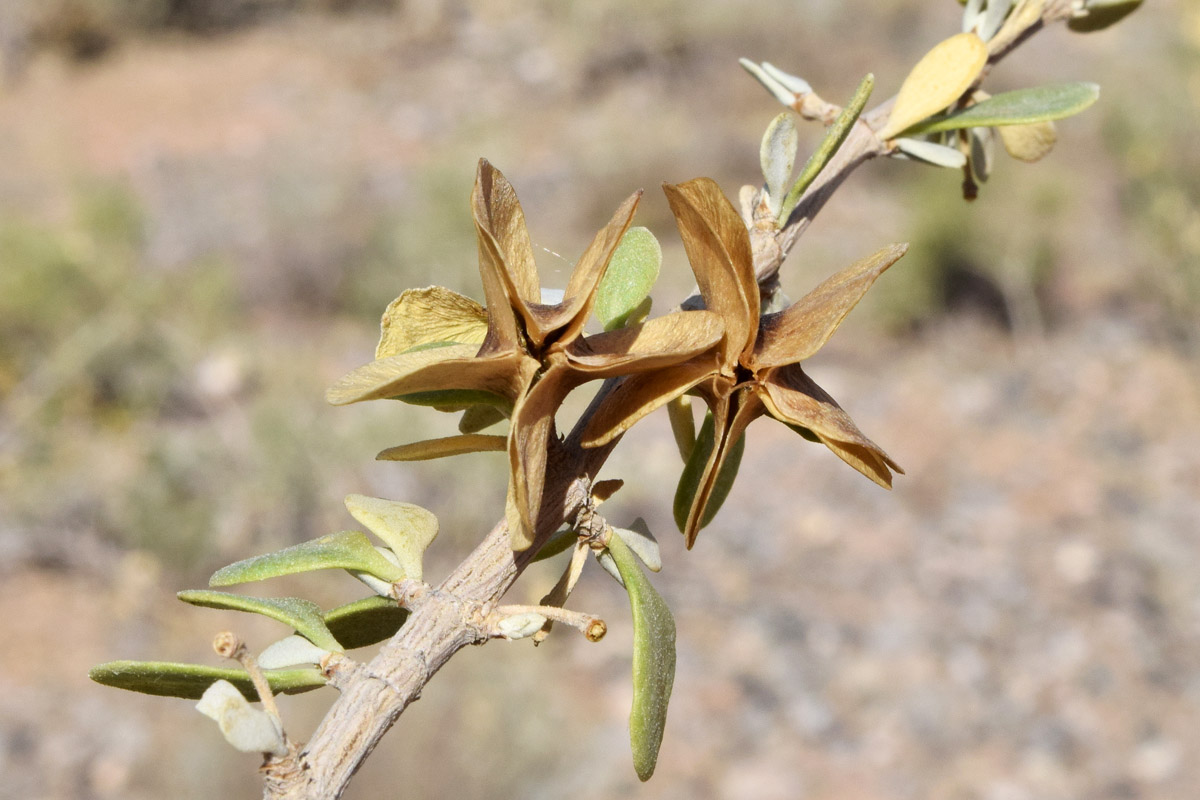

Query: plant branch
[261,7,1071,797]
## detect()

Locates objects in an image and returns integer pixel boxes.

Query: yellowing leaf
[375,286,489,360]
[877,32,987,140]
[343,494,440,582]
[376,434,507,462]
[998,120,1057,162]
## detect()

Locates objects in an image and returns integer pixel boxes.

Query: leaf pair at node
[878,31,1098,176]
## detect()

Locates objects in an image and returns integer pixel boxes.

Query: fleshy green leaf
[323,596,410,650]
[595,227,662,331]
[903,83,1100,135]
[760,112,799,218]
[209,531,406,587]
[1068,0,1143,32]
[344,494,439,581]
[780,73,874,223]
[177,590,343,653]
[673,412,746,533]
[607,532,676,782]
[88,661,326,700]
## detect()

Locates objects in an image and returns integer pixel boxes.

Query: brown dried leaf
[751,243,907,368]
[326,347,536,406]
[580,358,719,448]
[375,286,489,360]
[679,390,762,548]
[567,310,724,376]
[663,179,759,366]
[508,367,582,538]
[760,364,901,488]
[376,434,507,461]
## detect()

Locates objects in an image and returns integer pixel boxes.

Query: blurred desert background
[1,1,1197,798]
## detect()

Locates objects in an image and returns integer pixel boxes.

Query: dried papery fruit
[585,178,904,547]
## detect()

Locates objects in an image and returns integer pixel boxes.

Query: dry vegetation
[1,1,1198,798]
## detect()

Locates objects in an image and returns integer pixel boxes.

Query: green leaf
[393,388,513,412]
[760,112,798,218]
[673,411,747,533]
[1068,0,1143,32]
[343,494,439,582]
[178,590,343,653]
[322,596,410,650]
[88,661,326,700]
[606,532,676,782]
[458,403,507,433]
[531,528,578,563]
[666,394,696,463]
[780,73,874,223]
[595,227,662,331]
[902,83,1100,135]
[210,531,406,587]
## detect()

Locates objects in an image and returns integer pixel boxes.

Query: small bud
[585,619,607,642]
[212,631,242,660]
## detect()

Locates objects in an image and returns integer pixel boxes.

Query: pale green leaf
[903,83,1100,135]
[595,227,662,331]
[606,532,676,782]
[177,590,343,652]
[209,531,405,587]
[760,113,798,218]
[344,494,439,582]
[88,661,326,700]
